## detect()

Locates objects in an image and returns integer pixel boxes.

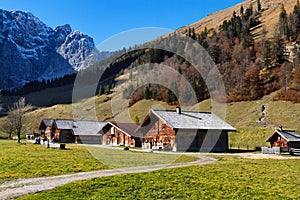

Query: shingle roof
[151,109,236,131]
[266,129,300,142]
[72,121,107,136]
[54,120,74,130]
[53,119,107,136]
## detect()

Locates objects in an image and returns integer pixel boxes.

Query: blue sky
[0,0,243,51]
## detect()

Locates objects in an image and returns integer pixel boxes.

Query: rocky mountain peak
[57,30,98,70]
[54,24,72,45]
[0,9,110,90]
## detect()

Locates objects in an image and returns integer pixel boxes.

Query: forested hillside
[113,0,300,104]
[6,0,300,107]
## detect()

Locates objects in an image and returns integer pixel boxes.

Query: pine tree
[293,1,300,31]
[257,0,262,12]
[240,5,244,15]
[280,4,287,19]
[144,85,151,99]
[178,66,182,74]
[104,85,110,95]
[279,4,290,40]
[166,89,175,103]
[233,11,237,19]
[98,85,103,96]
[188,27,192,37]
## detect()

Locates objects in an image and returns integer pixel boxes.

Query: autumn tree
[272,32,284,63]
[244,62,262,99]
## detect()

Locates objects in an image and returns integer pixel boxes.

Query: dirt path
[0,156,216,199]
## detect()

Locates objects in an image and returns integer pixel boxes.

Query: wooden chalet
[265,127,300,153]
[39,119,107,144]
[39,119,53,140]
[101,122,142,147]
[139,107,236,152]
[52,120,75,143]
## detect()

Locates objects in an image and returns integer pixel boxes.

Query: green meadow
[19,156,300,199]
[0,140,196,184]
[0,140,108,184]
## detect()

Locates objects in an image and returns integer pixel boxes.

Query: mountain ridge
[0,9,110,90]
[180,0,297,40]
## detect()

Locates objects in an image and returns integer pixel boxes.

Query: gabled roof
[72,121,107,136]
[50,119,107,136]
[54,119,74,130]
[150,109,236,131]
[41,119,53,127]
[105,122,141,137]
[266,129,300,142]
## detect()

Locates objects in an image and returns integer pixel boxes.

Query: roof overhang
[266,130,289,142]
[106,122,136,137]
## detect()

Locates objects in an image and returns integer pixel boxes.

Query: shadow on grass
[228,149,257,153]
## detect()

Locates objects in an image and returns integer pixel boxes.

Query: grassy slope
[2,89,300,149]
[180,0,297,39]
[19,156,300,199]
[2,70,300,149]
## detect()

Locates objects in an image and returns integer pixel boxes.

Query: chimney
[176,107,181,114]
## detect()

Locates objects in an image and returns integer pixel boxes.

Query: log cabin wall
[53,129,74,143]
[144,119,176,150]
[271,136,288,147]
[102,126,137,147]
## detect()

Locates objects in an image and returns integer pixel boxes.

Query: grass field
[87,147,197,168]
[0,140,108,184]
[19,156,300,199]
[0,140,197,184]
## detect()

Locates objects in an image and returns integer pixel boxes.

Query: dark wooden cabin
[52,120,75,143]
[39,119,53,140]
[139,107,236,152]
[39,119,107,144]
[266,128,300,153]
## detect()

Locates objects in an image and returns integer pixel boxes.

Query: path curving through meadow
[0,156,217,199]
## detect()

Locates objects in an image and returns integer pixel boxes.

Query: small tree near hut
[8,97,30,143]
